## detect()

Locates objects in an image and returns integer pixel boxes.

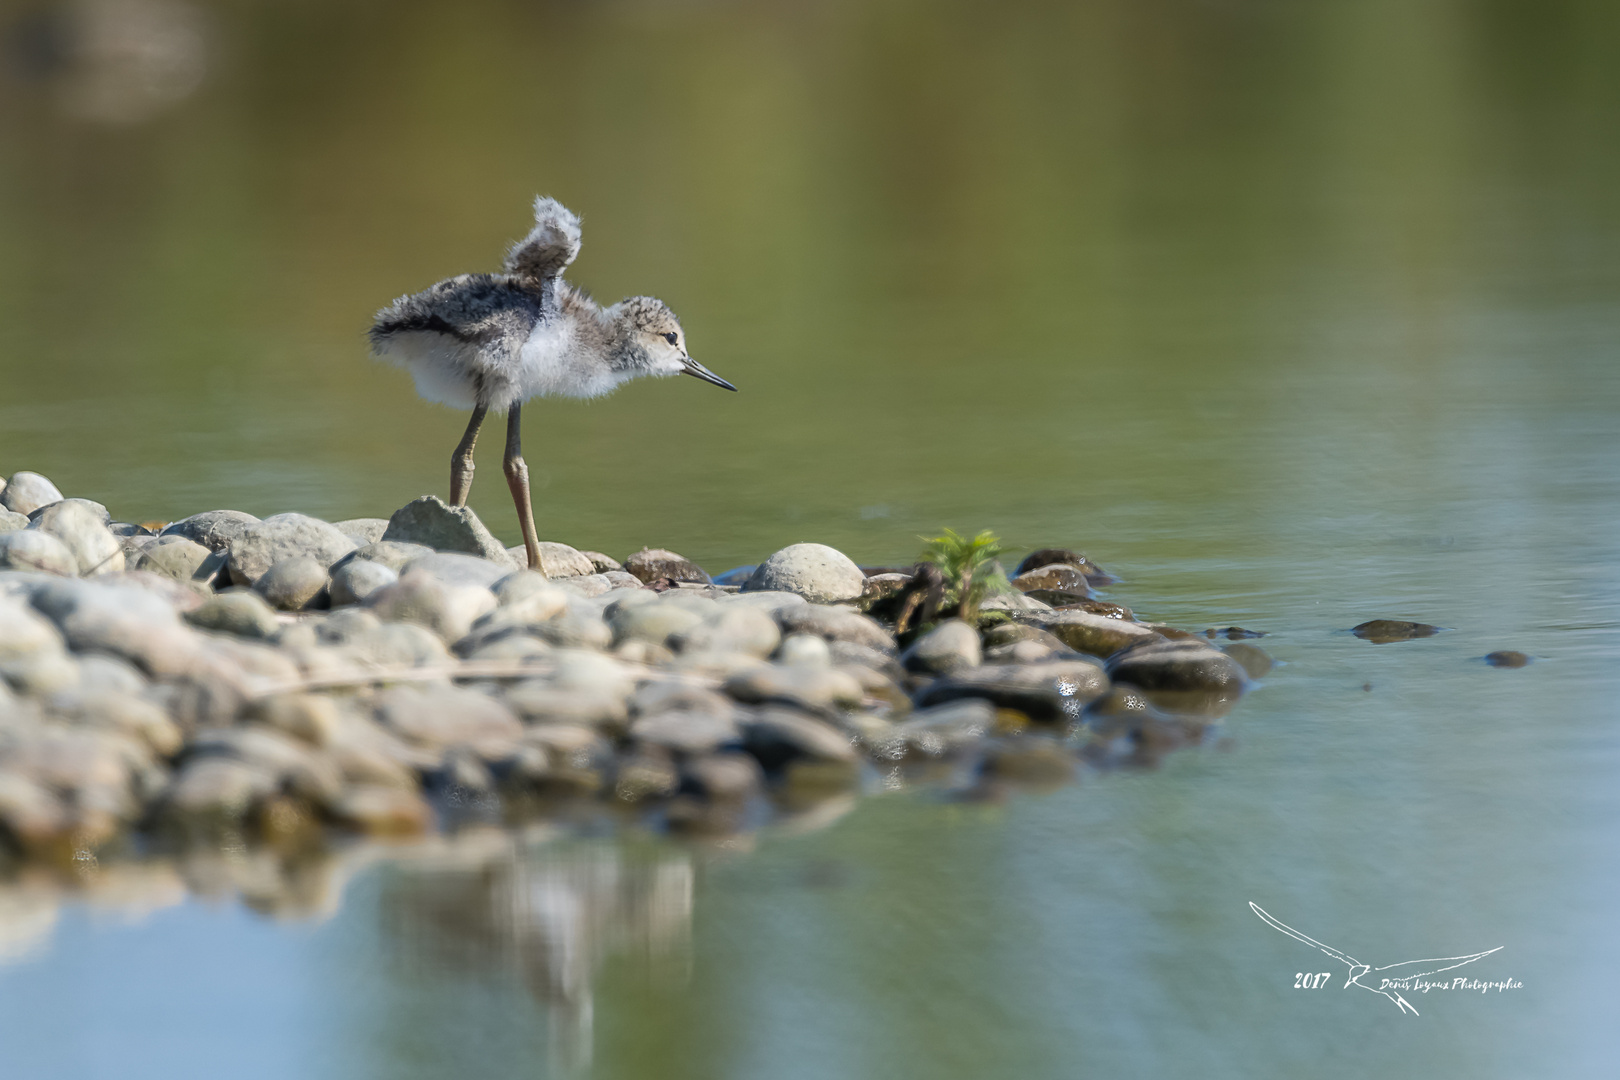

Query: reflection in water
[378,833,694,1072]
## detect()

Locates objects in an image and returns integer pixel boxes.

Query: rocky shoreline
[0,468,1268,875]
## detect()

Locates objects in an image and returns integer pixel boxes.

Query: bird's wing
[1372,947,1503,981]
[503,196,582,284]
[370,275,539,353]
[1249,903,1362,968]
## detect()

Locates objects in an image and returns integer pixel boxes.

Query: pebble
[722,664,864,711]
[681,752,765,801]
[776,603,896,654]
[134,538,213,584]
[740,707,859,771]
[624,547,712,585]
[611,599,707,649]
[404,551,511,589]
[337,541,436,574]
[893,700,996,759]
[672,605,781,658]
[330,785,432,836]
[227,514,357,587]
[1009,563,1092,599]
[0,472,65,516]
[744,543,865,603]
[776,633,831,667]
[161,510,262,552]
[1484,650,1531,668]
[253,556,330,611]
[900,619,982,674]
[1106,639,1249,714]
[328,559,398,607]
[581,551,623,572]
[372,684,523,759]
[364,569,497,644]
[630,710,742,756]
[0,510,29,534]
[915,659,1110,723]
[380,496,509,563]
[530,541,595,578]
[32,579,200,675]
[1015,548,1114,583]
[185,590,282,641]
[0,530,78,576]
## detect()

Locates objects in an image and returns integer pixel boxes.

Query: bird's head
[611,296,736,391]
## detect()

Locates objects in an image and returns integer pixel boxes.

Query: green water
[2,0,1619,1076]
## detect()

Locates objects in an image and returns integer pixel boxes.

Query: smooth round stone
[227,514,357,586]
[185,589,282,640]
[0,597,66,659]
[160,510,261,553]
[532,541,594,578]
[332,518,390,545]
[681,752,765,801]
[740,707,859,770]
[0,531,77,576]
[331,786,432,836]
[329,559,398,607]
[722,664,864,710]
[744,543,865,604]
[402,551,510,588]
[1222,642,1273,679]
[0,510,29,534]
[134,538,212,583]
[1014,548,1113,583]
[900,619,982,674]
[580,550,623,573]
[254,556,330,611]
[612,600,706,648]
[894,700,996,759]
[1106,639,1249,713]
[0,472,64,516]
[247,693,342,747]
[673,605,781,658]
[334,540,436,574]
[28,500,124,576]
[493,569,553,606]
[372,684,523,757]
[623,547,712,585]
[775,633,831,667]
[165,757,278,823]
[1351,619,1443,643]
[629,710,742,755]
[503,684,629,728]
[1485,650,1532,668]
[776,603,897,654]
[365,570,497,644]
[1009,563,1093,599]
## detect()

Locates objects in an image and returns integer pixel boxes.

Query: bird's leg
[449,406,487,507]
[503,404,542,571]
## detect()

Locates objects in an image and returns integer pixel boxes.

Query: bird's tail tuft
[504,196,582,281]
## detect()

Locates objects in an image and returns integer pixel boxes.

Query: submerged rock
[1484,650,1532,668]
[744,543,865,604]
[0,472,64,516]
[380,496,507,563]
[1035,610,1160,658]
[915,659,1109,722]
[1352,619,1443,643]
[1106,639,1249,715]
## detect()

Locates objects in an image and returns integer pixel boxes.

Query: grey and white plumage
[366,196,734,571]
[369,197,734,411]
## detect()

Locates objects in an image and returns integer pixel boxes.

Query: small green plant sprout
[918,528,1011,622]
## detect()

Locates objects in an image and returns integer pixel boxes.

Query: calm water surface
[1,0,1618,1076]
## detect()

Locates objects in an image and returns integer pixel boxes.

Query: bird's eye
[663,332,678,345]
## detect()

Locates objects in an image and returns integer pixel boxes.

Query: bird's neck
[603,317,649,374]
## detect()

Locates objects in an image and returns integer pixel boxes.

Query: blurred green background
[3,0,1616,574]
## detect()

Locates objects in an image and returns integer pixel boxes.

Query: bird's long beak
[682,356,738,391]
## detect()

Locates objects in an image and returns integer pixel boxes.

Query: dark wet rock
[744,543,865,604]
[335,540,436,574]
[253,556,329,612]
[624,547,711,585]
[372,684,523,759]
[1015,548,1114,583]
[861,572,912,601]
[1033,610,1161,658]
[723,664,864,711]
[1205,626,1266,640]
[893,700,995,759]
[0,531,77,576]
[681,752,765,801]
[1057,598,1134,620]
[612,750,680,802]
[740,707,858,771]
[185,589,281,641]
[0,472,64,516]
[915,658,1110,723]
[29,500,124,577]
[900,619,982,675]
[1106,639,1249,715]
[1222,642,1273,679]
[227,514,356,586]
[1485,650,1532,668]
[380,496,507,563]
[328,559,398,607]
[365,569,497,644]
[332,518,390,545]
[776,603,896,654]
[1009,564,1092,600]
[1352,619,1443,643]
[160,510,261,553]
[134,538,212,584]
